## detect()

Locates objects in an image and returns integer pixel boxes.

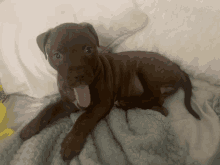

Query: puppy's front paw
[20,124,39,141]
[60,133,85,161]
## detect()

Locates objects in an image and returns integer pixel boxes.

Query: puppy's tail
[182,72,200,120]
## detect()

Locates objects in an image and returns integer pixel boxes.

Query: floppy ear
[80,22,100,47]
[36,30,51,60]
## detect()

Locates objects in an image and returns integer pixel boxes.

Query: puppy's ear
[36,30,51,60]
[80,22,100,47]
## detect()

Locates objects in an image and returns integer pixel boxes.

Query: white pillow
[0,0,148,98]
[115,0,220,85]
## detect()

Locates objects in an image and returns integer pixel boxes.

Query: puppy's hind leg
[136,70,162,104]
[136,71,168,116]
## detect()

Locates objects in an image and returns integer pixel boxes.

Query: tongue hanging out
[73,85,91,108]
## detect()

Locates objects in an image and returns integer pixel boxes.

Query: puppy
[20,22,200,161]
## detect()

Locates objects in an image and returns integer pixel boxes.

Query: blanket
[1,76,220,165]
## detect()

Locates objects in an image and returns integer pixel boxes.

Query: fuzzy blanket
[1,77,220,165]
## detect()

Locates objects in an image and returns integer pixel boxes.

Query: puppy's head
[37,22,101,108]
[37,22,100,88]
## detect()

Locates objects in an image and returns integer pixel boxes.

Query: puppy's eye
[54,53,61,59]
[84,46,93,54]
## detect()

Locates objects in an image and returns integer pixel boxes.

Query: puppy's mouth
[59,67,94,108]
[67,75,93,109]
[68,79,86,86]
[67,77,93,88]
[67,68,94,87]
[72,84,91,108]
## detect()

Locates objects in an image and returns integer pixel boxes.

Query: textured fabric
[1,77,220,165]
[115,0,220,86]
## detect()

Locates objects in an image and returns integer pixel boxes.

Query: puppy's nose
[75,75,84,80]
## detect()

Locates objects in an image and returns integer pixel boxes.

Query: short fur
[20,22,200,161]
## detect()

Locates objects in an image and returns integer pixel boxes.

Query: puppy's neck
[93,56,103,78]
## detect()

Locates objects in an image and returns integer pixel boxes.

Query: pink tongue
[73,85,91,108]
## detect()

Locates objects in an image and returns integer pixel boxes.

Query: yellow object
[0,85,14,140]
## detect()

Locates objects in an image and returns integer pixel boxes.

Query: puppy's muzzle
[67,67,94,87]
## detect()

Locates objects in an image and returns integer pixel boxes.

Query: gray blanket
[0,77,220,165]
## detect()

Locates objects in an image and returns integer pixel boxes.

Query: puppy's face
[43,23,100,88]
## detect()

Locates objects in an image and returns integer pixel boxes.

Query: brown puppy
[20,22,200,161]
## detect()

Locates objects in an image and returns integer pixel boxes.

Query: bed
[0,0,220,164]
